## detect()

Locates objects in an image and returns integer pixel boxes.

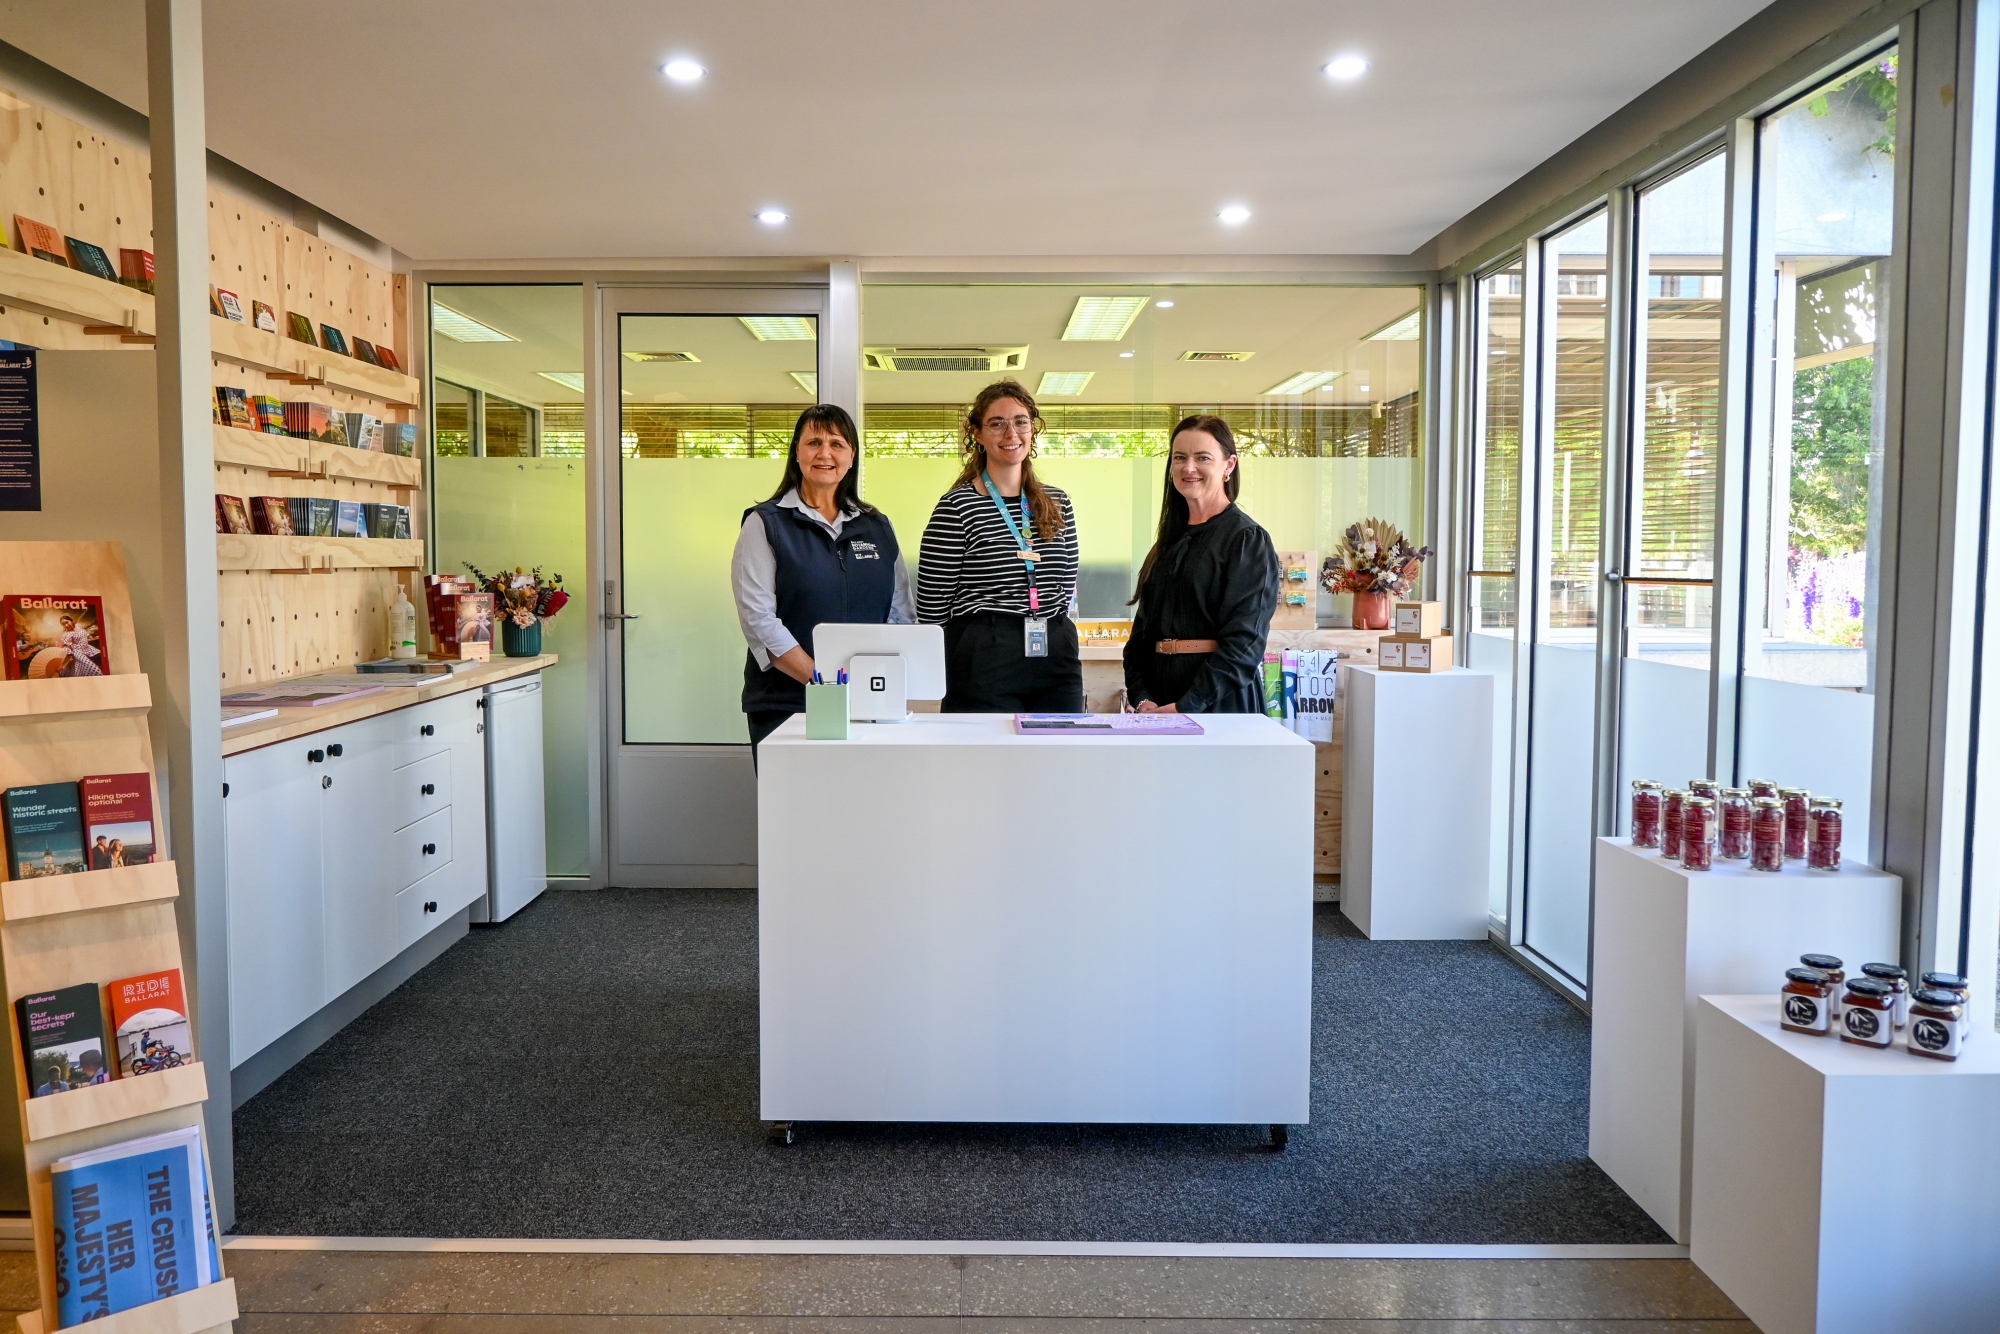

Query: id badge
[1024,617,1049,658]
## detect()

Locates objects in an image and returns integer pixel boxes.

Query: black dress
[1124,504,1281,714]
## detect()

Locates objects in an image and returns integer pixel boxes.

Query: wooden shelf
[2,861,179,925]
[0,248,152,337]
[212,425,422,488]
[315,441,421,488]
[216,534,423,573]
[210,314,419,406]
[23,1062,207,1143]
[0,674,152,723]
[16,1277,238,1334]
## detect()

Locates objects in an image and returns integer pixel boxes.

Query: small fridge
[478,675,548,922]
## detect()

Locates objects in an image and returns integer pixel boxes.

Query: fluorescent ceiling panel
[432,305,516,342]
[1365,311,1421,341]
[537,372,584,392]
[1037,371,1094,396]
[1263,371,1343,395]
[791,371,819,395]
[1179,350,1253,361]
[623,350,701,363]
[739,315,817,341]
[1060,295,1148,341]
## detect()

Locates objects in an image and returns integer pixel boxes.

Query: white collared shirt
[731,489,915,670]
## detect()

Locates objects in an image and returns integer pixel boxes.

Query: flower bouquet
[464,564,568,656]
[1320,519,1432,629]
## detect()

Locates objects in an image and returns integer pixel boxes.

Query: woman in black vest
[731,405,912,748]
[1124,415,1279,714]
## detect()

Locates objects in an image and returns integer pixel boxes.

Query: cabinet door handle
[423,901,438,913]
[421,783,435,796]
[327,743,343,757]
[422,842,437,855]
[308,749,324,763]
[420,724,435,736]
[322,776,332,789]
[222,782,230,798]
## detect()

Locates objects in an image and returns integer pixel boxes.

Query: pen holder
[805,683,850,739]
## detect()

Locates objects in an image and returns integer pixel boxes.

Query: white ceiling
[2,0,1772,262]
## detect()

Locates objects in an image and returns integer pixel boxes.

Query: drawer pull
[308,749,324,763]
[423,901,438,913]
[422,843,437,855]
[421,783,435,796]
[420,724,435,736]
[327,743,344,757]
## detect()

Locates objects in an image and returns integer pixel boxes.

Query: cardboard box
[1379,633,1454,673]
[1394,600,1443,638]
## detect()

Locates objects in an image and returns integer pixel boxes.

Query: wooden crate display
[0,542,237,1334]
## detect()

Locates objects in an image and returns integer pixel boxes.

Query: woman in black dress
[1124,415,1279,714]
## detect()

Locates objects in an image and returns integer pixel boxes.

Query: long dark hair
[1130,414,1240,603]
[950,379,1064,541]
[768,403,878,515]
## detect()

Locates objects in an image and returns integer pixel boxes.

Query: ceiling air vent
[624,350,701,363]
[1179,350,1254,362]
[863,345,1030,372]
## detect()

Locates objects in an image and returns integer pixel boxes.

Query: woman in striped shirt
[916,380,1083,712]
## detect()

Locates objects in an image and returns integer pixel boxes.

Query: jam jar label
[1910,1014,1963,1058]
[1782,993,1829,1033]
[1841,1005,1892,1046]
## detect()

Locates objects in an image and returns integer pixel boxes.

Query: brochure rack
[0,543,236,1334]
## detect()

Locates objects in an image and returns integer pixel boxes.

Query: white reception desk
[757,712,1314,1131]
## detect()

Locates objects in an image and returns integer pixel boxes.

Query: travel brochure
[1014,713,1205,735]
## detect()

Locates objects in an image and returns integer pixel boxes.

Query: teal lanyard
[983,472,1041,610]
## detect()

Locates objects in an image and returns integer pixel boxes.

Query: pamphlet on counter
[1014,713,1205,735]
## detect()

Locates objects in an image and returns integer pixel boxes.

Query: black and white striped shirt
[916,483,1079,622]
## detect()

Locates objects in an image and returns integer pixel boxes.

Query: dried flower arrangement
[464,563,569,628]
[1320,519,1433,599]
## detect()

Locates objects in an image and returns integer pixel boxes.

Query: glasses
[981,415,1035,436]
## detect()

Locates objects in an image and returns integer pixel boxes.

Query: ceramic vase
[1351,591,1392,630]
[501,618,543,657]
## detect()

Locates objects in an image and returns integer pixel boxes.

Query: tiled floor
[0,1249,1757,1332]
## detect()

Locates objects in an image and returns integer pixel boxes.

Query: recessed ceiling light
[623,350,701,363]
[1218,204,1251,226]
[432,305,516,342]
[1155,299,1175,308]
[790,371,819,396]
[1359,385,1371,393]
[662,59,705,83]
[738,315,817,341]
[1061,295,1149,341]
[1119,351,1135,358]
[538,372,585,392]
[1264,371,1343,395]
[1323,54,1369,81]
[1365,311,1421,341]
[757,208,789,226]
[1038,371,1093,396]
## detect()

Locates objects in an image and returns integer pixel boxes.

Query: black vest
[741,499,900,714]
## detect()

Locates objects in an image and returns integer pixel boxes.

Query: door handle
[423,843,437,855]
[420,724,435,736]
[421,783,435,796]
[424,901,438,913]
[327,743,344,757]
[308,749,324,763]
[604,612,642,622]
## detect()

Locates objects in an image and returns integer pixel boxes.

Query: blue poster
[0,348,38,512]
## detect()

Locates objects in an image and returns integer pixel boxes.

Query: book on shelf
[51,1125,220,1324]
[4,781,85,881]
[81,772,155,868]
[383,422,417,457]
[334,499,363,539]
[342,411,383,451]
[118,247,154,293]
[252,394,286,434]
[214,386,253,431]
[251,496,295,536]
[251,299,278,333]
[220,705,278,727]
[215,288,245,322]
[215,494,253,536]
[395,506,412,539]
[376,345,403,373]
[221,681,385,707]
[107,967,193,1076]
[286,311,318,345]
[351,338,382,366]
[64,237,118,282]
[13,214,68,265]
[207,286,224,318]
[319,324,349,356]
[283,401,347,443]
[306,496,336,537]
[3,593,110,679]
[16,982,109,1097]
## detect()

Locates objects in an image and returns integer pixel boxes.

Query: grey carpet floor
[230,890,1669,1243]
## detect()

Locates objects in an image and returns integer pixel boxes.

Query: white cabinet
[223,686,501,1068]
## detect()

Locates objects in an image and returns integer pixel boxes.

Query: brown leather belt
[1156,639,1219,654]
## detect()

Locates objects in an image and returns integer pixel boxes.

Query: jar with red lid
[1781,788,1811,859]
[1662,790,1688,861]
[1782,967,1834,1035]
[1748,778,1779,798]
[1839,978,1895,1048]
[1802,954,1846,1018]
[1860,963,1909,1028]
[1751,798,1785,871]
[1631,780,1663,849]
[1908,988,1967,1061]
[1807,797,1842,871]
[1682,797,1715,870]
[1718,789,1752,859]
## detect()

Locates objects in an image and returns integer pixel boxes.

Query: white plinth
[1589,838,1899,1242]
[1339,665,1492,939]
[1691,995,2000,1334]
[757,712,1314,1124]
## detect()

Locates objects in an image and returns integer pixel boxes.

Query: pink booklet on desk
[1013,713,1205,735]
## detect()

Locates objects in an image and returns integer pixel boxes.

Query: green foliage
[1790,357,1874,558]
[1808,53,1898,157]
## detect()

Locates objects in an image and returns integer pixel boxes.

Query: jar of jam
[1860,963,1909,1028]
[1920,972,1972,1043]
[1908,988,1967,1061]
[1781,788,1811,859]
[1839,977,1895,1047]
[1807,797,1842,871]
[1631,780,1663,848]
[1689,778,1720,803]
[1748,778,1780,799]
[1782,967,1834,1035]
[1751,798,1785,871]
[1681,798,1715,870]
[1718,789,1752,859]
[1801,954,1846,1018]
[1662,789,1688,861]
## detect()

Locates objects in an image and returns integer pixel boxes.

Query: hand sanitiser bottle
[389,585,418,659]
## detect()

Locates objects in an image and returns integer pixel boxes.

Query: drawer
[390,805,452,892]
[394,863,458,949]
[394,750,452,829]
[393,693,481,768]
